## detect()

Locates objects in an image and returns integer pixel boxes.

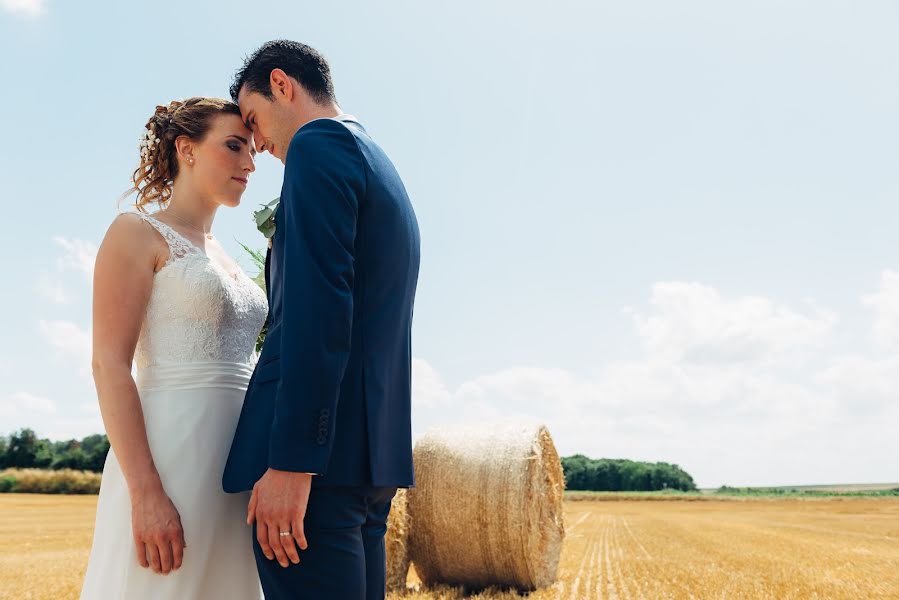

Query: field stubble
[1,495,897,599]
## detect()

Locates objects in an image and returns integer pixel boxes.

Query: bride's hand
[130,486,186,575]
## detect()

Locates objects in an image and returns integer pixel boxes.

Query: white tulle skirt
[80,361,262,599]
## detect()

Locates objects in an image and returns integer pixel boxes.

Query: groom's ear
[269,69,295,103]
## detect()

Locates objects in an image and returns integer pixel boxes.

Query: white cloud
[38,416,105,442]
[79,401,100,416]
[35,237,97,304]
[625,281,837,365]
[0,392,57,416]
[412,358,451,409]
[412,280,896,488]
[0,388,101,440]
[1,0,45,17]
[815,354,899,415]
[53,237,97,280]
[0,392,59,436]
[413,356,894,488]
[38,319,91,374]
[0,385,102,440]
[862,269,899,350]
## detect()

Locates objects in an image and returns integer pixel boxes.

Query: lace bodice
[130,212,268,370]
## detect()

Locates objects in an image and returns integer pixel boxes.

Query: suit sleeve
[268,120,365,474]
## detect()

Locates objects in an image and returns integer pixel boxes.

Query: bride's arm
[92,214,158,493]
[91,213,184,575]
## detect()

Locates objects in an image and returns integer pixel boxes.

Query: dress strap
[132,212,201,264]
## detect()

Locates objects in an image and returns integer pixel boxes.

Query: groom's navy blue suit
[223,115,420,599]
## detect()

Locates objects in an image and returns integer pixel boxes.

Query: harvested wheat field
[1,495,897,599]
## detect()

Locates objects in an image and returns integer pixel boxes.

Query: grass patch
[713,485,899,498]
[0,469,101,494]
[564,486,899,501]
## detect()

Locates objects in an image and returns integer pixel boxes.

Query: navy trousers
[252,485,398,600]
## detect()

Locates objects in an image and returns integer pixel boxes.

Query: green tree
[561,455,698,492]
[5,429,52,468]
[81,434,110,472]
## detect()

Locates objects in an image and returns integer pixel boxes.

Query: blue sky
[1,0,897,487]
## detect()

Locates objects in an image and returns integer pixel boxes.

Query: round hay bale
[407,422,565,591]
[385,487,411,592]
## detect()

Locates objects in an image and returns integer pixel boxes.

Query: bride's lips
[232,177,248,186]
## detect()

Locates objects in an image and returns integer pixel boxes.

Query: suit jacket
[223,115,421,491]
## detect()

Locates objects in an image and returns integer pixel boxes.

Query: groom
[223,40,421,599]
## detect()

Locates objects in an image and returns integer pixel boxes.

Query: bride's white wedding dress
[80,212,267,599]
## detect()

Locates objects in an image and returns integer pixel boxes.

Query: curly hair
[128,97,241,212]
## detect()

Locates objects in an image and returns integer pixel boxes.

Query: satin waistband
[136,361,254,392]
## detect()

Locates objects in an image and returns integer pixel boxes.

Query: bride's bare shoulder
[104,211,154,241]
[99,212,167,266]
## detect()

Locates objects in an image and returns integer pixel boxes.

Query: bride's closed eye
[227,142,241,152]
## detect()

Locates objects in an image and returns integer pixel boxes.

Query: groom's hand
[247,468,312,568]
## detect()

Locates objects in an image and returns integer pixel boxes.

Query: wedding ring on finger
[279,530,292,537]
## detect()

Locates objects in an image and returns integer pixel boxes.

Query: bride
[80,97,266,599]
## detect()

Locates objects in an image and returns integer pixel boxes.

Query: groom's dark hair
[231,40,337,105]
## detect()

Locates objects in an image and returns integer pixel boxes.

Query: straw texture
[407,422,565,591]
[386,488,412,592]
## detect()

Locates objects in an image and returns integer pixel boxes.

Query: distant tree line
[0,428,699,492]
[562,455,698,492]
[0,429,109,473]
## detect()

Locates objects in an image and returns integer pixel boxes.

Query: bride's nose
[243,156,256,173]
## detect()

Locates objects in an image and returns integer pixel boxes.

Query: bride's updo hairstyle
[129,97,242,213]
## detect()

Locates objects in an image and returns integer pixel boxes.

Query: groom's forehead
[236,88,255,124]
[237,88,265,119]
[236,85,261,106]
[236,86,253,111]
